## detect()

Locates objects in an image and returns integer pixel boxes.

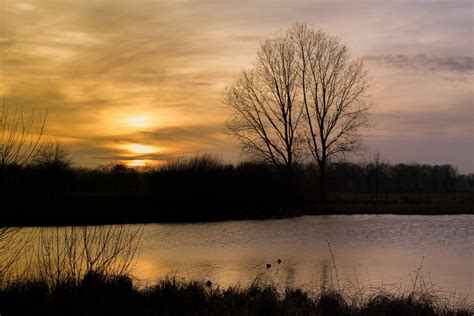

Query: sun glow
[126,116,151,128]
[123,143,157,154]
[127,159,149,167]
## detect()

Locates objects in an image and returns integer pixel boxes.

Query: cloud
[15,3,35,11]
[186,82,213,86]
[370,106,473,139]
[363,136,473,173]
[364,54,474,74]
[139,124,224,142]
[1,0,473,171]
[67,123,232,166]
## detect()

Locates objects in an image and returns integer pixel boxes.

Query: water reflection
[0,225,142,285]
[133,215,473,297]
[0,227,32,280]
[1,215,472,298]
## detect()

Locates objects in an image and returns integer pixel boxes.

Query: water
[4,215,474,298]
[134,215,473,297]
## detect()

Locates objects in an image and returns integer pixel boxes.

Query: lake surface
[5,215,474,298]
[133,215,473,297]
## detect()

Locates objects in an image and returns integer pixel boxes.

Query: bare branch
[223,32,304,169]
[0,99,47,169]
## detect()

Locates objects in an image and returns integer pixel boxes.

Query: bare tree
[224,33,304,170]
[34,141,71,169]
[373,151,381,201]
[224,24,371,198]
[35,225,143,286]
[291,24,371,200]
[0,99,47,169]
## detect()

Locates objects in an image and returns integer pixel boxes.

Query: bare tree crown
[224,33,304,168]
[34,141,71,169]
[224,24,370,171]
[291,24,370,167]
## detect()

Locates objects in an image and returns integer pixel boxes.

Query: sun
[123,143,157,154]
[127,160,148,167]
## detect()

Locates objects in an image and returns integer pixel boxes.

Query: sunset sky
[1,0,473,171]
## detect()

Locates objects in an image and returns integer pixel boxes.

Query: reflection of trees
[35,225,143,285]
[0,225,143,286]
[0,227,31,281]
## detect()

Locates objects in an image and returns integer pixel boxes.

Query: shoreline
[2,196,472,227]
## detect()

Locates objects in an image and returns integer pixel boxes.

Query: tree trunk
[375,167,379,202]
[319,163,326,202]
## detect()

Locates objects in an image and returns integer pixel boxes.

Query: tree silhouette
[34,141,71,170]
[223,31,304,170]
[224,24,371,199]
[292,23,371,200]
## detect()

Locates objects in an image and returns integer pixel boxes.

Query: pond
[135,215,473,297]
[3,215,473,298]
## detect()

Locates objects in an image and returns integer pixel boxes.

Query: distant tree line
[324,161,469,197]
[1,153,472,225]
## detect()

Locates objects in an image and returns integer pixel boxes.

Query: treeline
[324,161,471,197]
[1,155,473,225]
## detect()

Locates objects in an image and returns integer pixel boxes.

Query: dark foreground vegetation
[1,272,472,316]
[1,155,473,225]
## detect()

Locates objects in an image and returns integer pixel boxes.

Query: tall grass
[159,154,228,173]
[0,272,472,315]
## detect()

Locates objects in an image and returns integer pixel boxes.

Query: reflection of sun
[126,116,151,128]
[123,143,157,154]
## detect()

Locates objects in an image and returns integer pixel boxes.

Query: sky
[1,0,473,172]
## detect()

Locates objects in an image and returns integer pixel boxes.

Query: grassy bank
[1,272,472,316]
